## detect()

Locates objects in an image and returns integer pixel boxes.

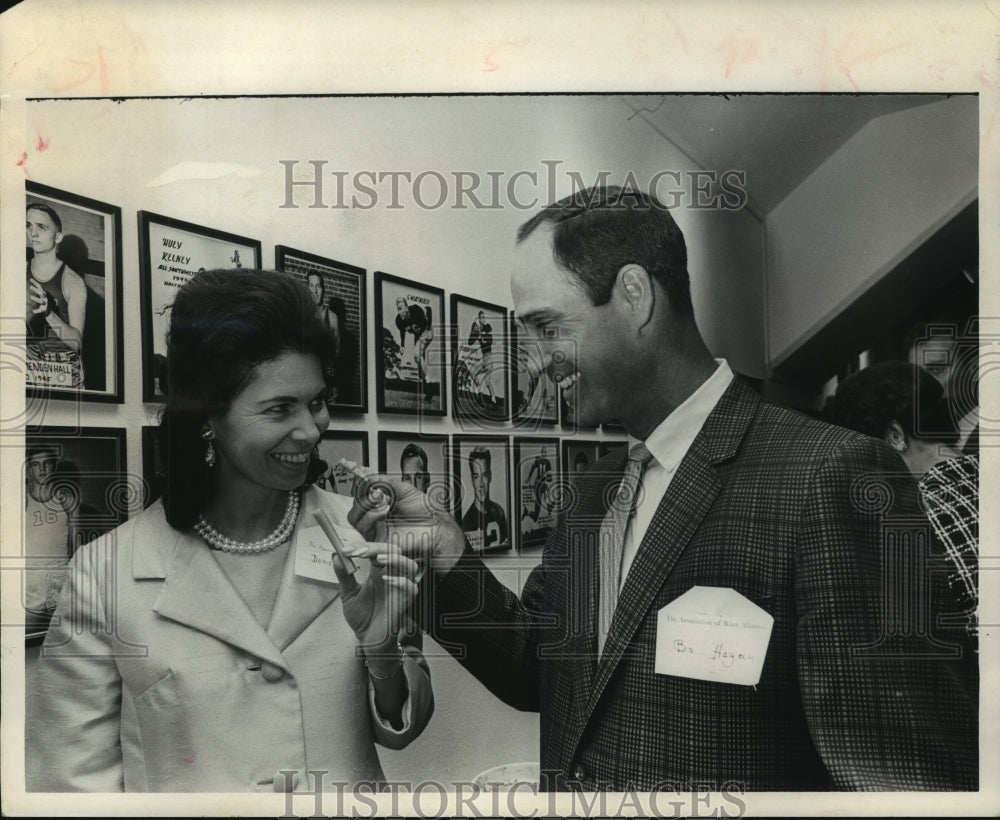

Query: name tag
[654,586,773,685]
[294,522,373,583]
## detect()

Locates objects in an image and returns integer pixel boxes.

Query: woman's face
[209,351,330,497]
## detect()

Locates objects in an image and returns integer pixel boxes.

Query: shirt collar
[629,359,734,471]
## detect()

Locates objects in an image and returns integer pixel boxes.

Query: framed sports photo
[562,438,602,478]
[22,426,128,643]
[378,431,453,513]
[509,314,558,429]
[275,246,368,414]
[138,211,262,402]
[514,436,560,553]
[25,182,124,403]
[374,272,447,416]
[451,294,509,423]
[451,434,512,554]
[314,430,369,497]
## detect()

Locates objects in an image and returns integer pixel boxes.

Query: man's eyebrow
[517,308,562,325]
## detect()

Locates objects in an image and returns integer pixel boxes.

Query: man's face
[26,208,61,255]
[396,298,408,318]
[470,457,491,506]
[27,452,57,489]
[307,275,324,306]
[401,455,429,493]
[511,224,625,428]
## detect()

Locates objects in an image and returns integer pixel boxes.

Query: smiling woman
[27,269,434,793]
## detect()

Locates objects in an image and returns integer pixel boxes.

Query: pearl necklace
[194,490,300,554]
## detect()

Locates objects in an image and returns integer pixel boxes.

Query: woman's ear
[884,419,908,453]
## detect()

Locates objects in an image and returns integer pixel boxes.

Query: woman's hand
[330,542,420,655]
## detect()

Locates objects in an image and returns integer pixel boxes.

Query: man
[23,445,73,634]
[467,310,496,404]
[460,447,509,553]
[400,443,431,493]
[350,186,976,791]
[394,296,436,400]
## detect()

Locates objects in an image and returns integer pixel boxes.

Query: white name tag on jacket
[294,523,371,583]
[654,586,773,685]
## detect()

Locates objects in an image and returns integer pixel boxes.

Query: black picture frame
[378,431,453,514]
[451,294,510,424]
[509,314,558,429]
[374,272,446,416]
[25,182,124,404]
[562,438,602,478]
[275,246,368,414]
[314,430,369,497]
[140,425,165,509]
[513,436,560,553]
[138,211,262,402]
[451,434,512,554]
[22,426,129,643]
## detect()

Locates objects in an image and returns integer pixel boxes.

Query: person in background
[460,447,509,553]
[327,295,360,406]
[826,360,978,637]
[399,443,431,493]
[28,269,433,792]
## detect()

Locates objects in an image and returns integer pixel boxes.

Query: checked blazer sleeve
[795,434,978,790]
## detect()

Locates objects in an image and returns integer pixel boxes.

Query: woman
[826,360,978,636]
[28,269,432,792]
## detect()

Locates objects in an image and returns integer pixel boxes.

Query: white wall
[20,94,765,784]
[766,95,978,367]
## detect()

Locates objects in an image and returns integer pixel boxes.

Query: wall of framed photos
[16,94,769,784]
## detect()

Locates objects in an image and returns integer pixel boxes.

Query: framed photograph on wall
[314,430,369,497]
[451,434,512,554]
[514,436,560,553]
[275,246,368,413]
[378,431,452,513]
[374,272,446,415]
[22,426,128,643]
[25,182,124,403]
[562,438,602,478]
[599,439,629,459]
[509,314,558,429]
[451,294,509,423]
[138,211,262,402]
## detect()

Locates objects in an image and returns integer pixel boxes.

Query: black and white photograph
[451,435,512,554]
[451,294,509,423]
[314,430,369,497]
[509,313,559,428]
[275,246,368,413]
[2,7,994,813]
[561,438,602,478]
[138,211,262,401]
[513,436,560,552]
[25,183,123,403]
[375,272,446,415]
[21,426,128,643]
[377,431,452,513]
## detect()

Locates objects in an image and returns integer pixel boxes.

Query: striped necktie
[597,442,653,657]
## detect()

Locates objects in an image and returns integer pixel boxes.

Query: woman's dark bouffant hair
[158,269,337,529]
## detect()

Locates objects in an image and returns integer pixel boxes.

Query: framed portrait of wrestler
[25,182,124,404]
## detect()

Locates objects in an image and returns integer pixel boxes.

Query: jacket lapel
[580,378,761,723]
[266,488,344,651]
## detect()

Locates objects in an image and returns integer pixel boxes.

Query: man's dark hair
[400,442,429,474]
[469,446,492,474]
[517,184,692,317]
[26,202,63,233]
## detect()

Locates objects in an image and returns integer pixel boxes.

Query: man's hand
[346,472,466,576]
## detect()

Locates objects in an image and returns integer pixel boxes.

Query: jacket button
[261,661,284,682]
[572,763,587,781]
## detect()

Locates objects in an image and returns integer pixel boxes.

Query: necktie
[597,442,653,657]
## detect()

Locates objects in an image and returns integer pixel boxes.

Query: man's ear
[885,419,909,453]
[617,264,654,326]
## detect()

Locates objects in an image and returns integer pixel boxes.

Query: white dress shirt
[618,359,734,590]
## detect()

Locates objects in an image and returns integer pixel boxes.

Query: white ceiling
[621,94,949,216]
